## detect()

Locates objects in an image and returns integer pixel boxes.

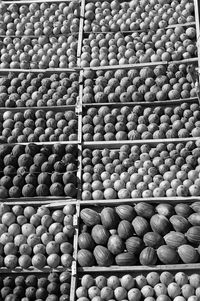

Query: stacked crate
[0,0,82,300]
[74,0,200,301]
[1,0,200,300]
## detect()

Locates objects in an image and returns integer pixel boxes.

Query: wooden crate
[0,201,79,272]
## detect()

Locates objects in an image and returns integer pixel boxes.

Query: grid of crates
[1,0,200,300]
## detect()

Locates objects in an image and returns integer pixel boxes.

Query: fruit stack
[74,0,200,300]
[0,0,81,299]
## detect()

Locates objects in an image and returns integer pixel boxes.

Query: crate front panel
[82,100,200,142]
[0,35,78,69]
[77,201,200,268]
[0,143,79,199]
[74,269,200,301]
[81,140,200,200]
[0,1,80,36]
[0,202,77,270]
[0,270,72,300]
[0,71,79,108]
[80,25,197,67]
[83,0,195,33]
[81,63,197,105]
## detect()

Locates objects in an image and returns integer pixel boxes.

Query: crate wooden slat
[83,137,199,148]
[81,58,198,71]
[78,263,200,273]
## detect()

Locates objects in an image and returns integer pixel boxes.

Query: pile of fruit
[82,102,200,141]
[81,26,196,67]
[0,143,78,198]
[0,203,75,269]
[0,1,80,36]
[76,271,200,301]
[0,72,79,107]
[0,35,78,69]
[84,0,194,32]
[82,64,196,104]
[0,271,71,300]
[78,202,200,267]
[82,140,200,200]
[0,109,78,143]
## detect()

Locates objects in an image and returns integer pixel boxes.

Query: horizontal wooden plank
[82,98,199,108]
[0,266,69,273]
[83,137,199,149]
[78,263,200,273]
[79,197,200,206]
[0,105,76,112]
[84,22,196,34]
[3,0,76,4]
[82,58,198,71]
[0,198,77,206]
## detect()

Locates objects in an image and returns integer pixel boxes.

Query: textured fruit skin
[143,232,164,248]
[100,207,119,229]
[132,216,151,237]
[164,231,187,248]
[125,236,144,254]
[80,209,101,226]
[178,244,200,263]
[91,224,110,245]
[191,202,200,213]
[115,205,135,221]
[115,252,137,266]
[157,245,180,264]
[117,220,133,239]
[169,215,190,233]
[93,245,114,266]
[134,202,155,219]
[139,247,158,266]
[186,226,200,244]
[150,214,171,236]
[188,213,200,226]
[107,235,124,255]
[77,249,95,267]
[78,233,95,250]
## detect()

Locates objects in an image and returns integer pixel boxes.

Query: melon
[134,202,155,219]
[125,236,144,254]
[117,220,134,239]
[139,247,158,266]
[160,271,174,286]
[115,252,137,266]
[100,207,119,229]
[155,203,174,217]
[175,203,193,217]
[107,235,124,255]
[77,249,95,267]
[143,231,164,248]
[167,282,181,299]
[150,214,171,236]
[175,272,189,286]
[190,202,200,213]
[132,216,151,237]
[157,245,179,264]
[36,184,49,196]
[81,209,101,227]
[120,274,135,290]
[189,274,200,288]
[188,213,200,226]
[18,154,33,168]
[49,183,64,196]
[178,245,199,263]
[78,233,95,250]
[93,245,114,266]
[164,231,187,248]
[186,226,200,244]
[22,184,36,197]
[115,205,135,221]
[95,275,107,289]
[169,215,190,233]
